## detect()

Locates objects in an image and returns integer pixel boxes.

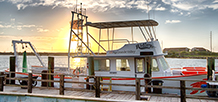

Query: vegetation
[165,51,218,58]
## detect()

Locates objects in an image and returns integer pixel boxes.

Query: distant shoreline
[0,52,106,56]
[165,56,218,59]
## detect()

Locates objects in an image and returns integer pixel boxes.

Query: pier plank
[171,97,179,102]
[149,96,158,101]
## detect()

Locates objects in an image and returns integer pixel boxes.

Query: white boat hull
[102,74,208,95]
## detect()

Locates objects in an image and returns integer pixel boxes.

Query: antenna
[210,31,212,52]
[147,0,150,19]
[76,0,78,12]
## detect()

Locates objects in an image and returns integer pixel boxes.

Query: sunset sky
[0,0,218,52]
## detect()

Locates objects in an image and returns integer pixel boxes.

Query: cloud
[0,24,12,28]
[0,24,3,28]
[165,20,181,24]
[213,0,218,3]
[0,20,47,31]
[3,0,218,14]
[162,0,218,11]
[171,8,179,13]
[3,0,166,12]
[208,4,218,10]
[0,32,3,34]
[10,18,15,22]
[37,28,49,33]
[0,23,36,30]
[155,6,166,11]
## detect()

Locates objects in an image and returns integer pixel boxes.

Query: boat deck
[1,86,216,102]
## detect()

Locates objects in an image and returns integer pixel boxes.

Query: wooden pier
[0,86,216,102]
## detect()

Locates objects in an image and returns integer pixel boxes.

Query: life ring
[73,69,76,75]
[73,68,79,78]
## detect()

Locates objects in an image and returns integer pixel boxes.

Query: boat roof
[85,19,158,29]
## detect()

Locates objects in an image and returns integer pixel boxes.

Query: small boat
[5,40,74,79]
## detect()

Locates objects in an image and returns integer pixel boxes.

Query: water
[0,55,69,72]
[1,55,218,72]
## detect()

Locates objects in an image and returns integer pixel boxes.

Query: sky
[0,0,218,52]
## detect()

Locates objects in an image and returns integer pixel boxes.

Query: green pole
[22,51,27,73]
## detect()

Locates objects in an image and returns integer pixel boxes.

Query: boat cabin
[93,41,169,78]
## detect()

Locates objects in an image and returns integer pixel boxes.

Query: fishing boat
[67,9,218,96]
[5,40,75,79]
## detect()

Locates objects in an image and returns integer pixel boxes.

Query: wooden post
[48,57,54,87]
[41,70,48,87]
[59,74,64,95]
[95,77,100,98]
[180,80,186,102]
[144,73,151,93]
[136,78,141,100]
[86,77,90,89]
[28,73,32,93]
[0,76,4,91]
[207,57,215,80]
[10,56,16,84]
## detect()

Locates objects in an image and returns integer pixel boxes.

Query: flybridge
[67,4,161,69]
[85,19,158,29]
[68,13,159,55]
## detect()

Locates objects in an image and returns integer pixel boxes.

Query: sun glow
[73,58,81,63]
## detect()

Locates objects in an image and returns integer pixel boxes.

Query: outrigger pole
[12,40,45,68]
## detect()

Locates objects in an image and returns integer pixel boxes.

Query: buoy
[22,51,27,73]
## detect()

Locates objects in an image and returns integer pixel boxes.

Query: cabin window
[94,59,110,71]
[116,59,130,71]
[152,59,159,72]
[136,58,144,73]
[157,57,169,71]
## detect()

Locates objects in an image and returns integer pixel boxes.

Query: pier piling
[28,73,32,93]
[135,78,141,100]
[180,80,186,102]
[48,57,54,87]
[0,75,4,91]
[207,57,215,80]
[9,56,15,84]
[95,77,100,98]
[59,74,65,95]
[41,70,48,87]
[144,73,151,93]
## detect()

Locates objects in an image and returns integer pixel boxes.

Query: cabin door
[135,58,146,74]
[135,57,152,77]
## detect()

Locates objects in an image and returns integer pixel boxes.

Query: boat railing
[1,71,218,101]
